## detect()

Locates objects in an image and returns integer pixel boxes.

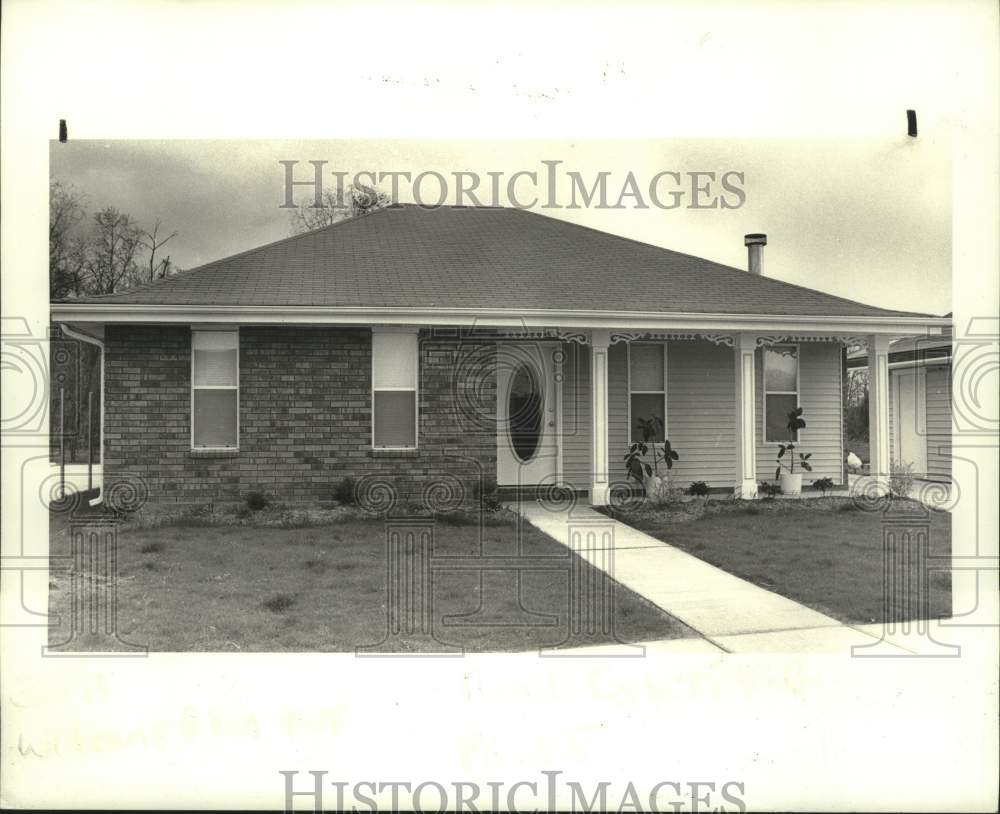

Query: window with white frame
[372,330,418,448]
[191,330,239,449]
[629,343,666,443]
[763,344,799,443]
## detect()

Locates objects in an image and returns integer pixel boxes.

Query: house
[847,321,953,483]
[50,204,950,506]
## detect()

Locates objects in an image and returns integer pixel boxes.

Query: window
[191,330,239,449]
[629,343,666,443]
[763,344,799,443]
[372,330,418,448]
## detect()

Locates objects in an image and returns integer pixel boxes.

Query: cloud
[49,138,950,313]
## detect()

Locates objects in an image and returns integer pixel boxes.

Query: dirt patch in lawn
[601,497,951,625]
[47,510,698,653]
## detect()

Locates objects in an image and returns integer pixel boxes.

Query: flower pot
[643,474,662,499]
[779,473,802,496]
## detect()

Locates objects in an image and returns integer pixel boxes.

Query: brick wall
[103,326,498,505]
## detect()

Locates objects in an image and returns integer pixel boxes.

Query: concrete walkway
[517,502,911,654]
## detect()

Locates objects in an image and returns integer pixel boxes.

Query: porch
[497,329,899,504]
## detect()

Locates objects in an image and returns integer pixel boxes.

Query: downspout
[58,323,105,506]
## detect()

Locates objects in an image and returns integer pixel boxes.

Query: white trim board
[52,304,950,336]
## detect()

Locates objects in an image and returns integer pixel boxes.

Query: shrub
[473,476,502,513]
[262,593,296,613]
[687,481,710,497]
[890,460,915,498]
[333,476,356,505]
[245,491,269,511]
[624,417,680,490]
[812,477,835,495]
[758,481,782,500]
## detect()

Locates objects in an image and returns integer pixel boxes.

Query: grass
[605,497,951,625]
[47,510,696,652]
[262,594,297,613]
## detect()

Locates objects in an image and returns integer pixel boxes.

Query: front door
[496,343,559,486]
[892,368,928,476]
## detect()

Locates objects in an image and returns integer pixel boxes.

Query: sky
[50,138,952,315]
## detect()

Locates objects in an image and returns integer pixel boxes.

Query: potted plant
[624,416,679,499]
[774,406,812,496]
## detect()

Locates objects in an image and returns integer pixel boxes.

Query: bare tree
[83,207,145,295]
[288,183,391,235]
[49,181,88,298]
[48,187,181,462]
[141,219,178,282]
[845,367,869,407]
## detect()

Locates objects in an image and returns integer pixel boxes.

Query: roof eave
[51,303,950,336]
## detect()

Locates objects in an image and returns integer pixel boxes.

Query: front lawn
[602,498,951,625]
[47,507,696,652]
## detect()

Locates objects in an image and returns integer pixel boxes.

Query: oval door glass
[508,362,542,462]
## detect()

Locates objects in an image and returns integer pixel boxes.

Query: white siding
[559,341,635,491]
[608,343,629,485]
[924,364,952,482]
[888,374,895,466]
[560,341,590,489]
[756,342,844,485]
[562,338,847,493]
[666,340,737,489]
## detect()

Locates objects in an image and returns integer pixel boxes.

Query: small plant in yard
[245,491,269,512]
[303,557,328,572]
[262,593,296,613]
[758,480,782,500]
[774,406,812,495]
[812,477,835,496]
[473,476,502,513]
[889,460,915,498]
[687,481,710,497]
[624,415,679,500]
[333,476,356,505]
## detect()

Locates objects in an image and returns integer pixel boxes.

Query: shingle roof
[59,204,932,318]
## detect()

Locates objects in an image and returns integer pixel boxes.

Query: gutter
[50,304,951,336]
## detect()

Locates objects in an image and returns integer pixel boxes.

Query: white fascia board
[49,304,952,336]
[888,356,952,370]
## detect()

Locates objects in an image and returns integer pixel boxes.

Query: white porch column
[590,330,611,505]
[734,332,759,499]
[867,334,892,494]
